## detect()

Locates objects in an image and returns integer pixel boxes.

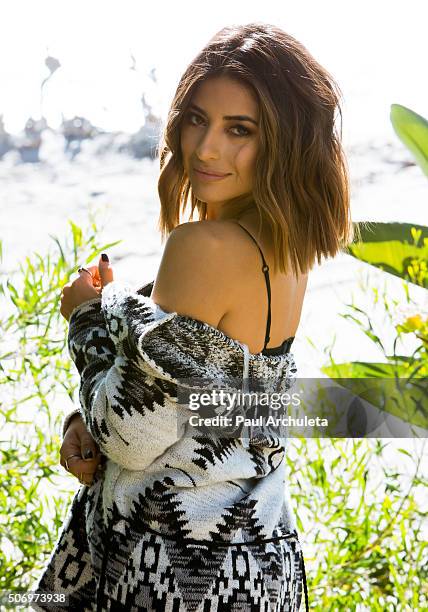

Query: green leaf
[319,364,428,428]
[390,103,428,178]
[345,222,428,288]
[86,240,123,264]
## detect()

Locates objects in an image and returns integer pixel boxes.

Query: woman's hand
[60,253,114,321]
[60,413,104,486]
[59,254,114,484]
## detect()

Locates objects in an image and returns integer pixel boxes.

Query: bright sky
[1,0,426,145]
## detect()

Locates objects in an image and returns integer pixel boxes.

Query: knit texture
[32,280,304,611]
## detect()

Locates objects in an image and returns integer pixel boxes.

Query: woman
[33,22,352,611]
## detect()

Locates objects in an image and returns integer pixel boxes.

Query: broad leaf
[345,222,428,288]
[390,104,428,178]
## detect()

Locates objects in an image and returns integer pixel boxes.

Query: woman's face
[180,75,260,217]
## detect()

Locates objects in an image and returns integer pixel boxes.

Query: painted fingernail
[101,253,109,262]
[83,448,94,459]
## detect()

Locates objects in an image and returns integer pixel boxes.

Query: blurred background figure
[0,115,12,160]
[61,115,98,160]
[14,116,48,163]
[126,92,163,160]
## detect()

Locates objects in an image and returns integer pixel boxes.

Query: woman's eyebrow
[188,103,259,125]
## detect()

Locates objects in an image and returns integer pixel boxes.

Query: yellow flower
[405,314,424,331]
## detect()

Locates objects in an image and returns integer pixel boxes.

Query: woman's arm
[66,225,232,472]
[62,279,154,437]
[61,257,171,472]
[66,289,181,472]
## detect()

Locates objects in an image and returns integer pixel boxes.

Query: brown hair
[157,22,355,275]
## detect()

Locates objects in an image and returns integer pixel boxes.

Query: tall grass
[0,218,120,588]
[288,437,427,609]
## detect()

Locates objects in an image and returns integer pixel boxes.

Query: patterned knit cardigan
[33,279,301,609]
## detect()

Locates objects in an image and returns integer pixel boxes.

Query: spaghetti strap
[236,222,272,350]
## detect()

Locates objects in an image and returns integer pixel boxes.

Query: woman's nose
[195,129,222,160]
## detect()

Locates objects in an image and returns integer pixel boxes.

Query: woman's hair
[157,22,355,275]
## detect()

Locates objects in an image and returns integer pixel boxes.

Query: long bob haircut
[157,22,355,276]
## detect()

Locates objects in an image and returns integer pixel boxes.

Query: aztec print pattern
[32,280,307,611]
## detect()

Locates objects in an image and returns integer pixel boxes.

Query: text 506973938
[0,591,69,609]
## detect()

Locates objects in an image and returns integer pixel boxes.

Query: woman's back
[213,217,309,355]
[152,215,309,357]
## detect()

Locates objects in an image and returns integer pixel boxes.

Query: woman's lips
[194,168,230,181]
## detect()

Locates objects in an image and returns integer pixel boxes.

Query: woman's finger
[61,453,101,477]
[98,253,114,288]
[60,438,101,471]
[60,453,81,473]
[81,265,101,284]
[80,431,100,461]
[73,265,101,289]
[77,470,98,485]
[76,268,96,286]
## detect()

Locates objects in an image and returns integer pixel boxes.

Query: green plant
[326,104,428,425]
[301,102,428,609]
[0,218,120,588]
[288,437,428,610]
[346,104,428,286]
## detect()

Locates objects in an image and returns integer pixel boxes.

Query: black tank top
[236,222,295,356]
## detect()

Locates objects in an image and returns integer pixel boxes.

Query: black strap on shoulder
[236,223,271,350]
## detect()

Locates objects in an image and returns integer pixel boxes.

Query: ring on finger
[78,267,92,277]
[65,454,81,471]
[78,472,89,486]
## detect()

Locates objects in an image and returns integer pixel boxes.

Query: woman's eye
[186,113,251,137]
[231,125,251,137]
[188,113,204,126]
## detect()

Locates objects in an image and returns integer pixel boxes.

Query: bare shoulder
[150,221,239,327]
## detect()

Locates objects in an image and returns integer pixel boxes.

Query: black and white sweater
[33,279,304,611]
